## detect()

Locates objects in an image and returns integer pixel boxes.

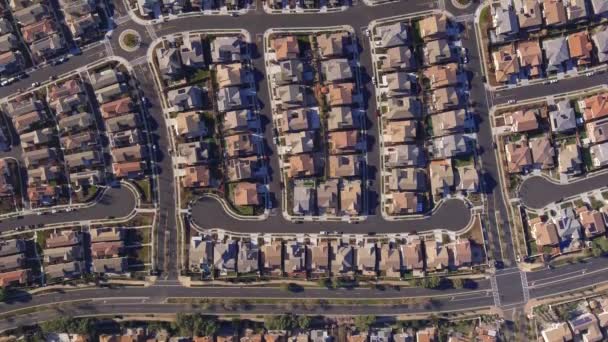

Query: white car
[31,82,40,87]
[507,99,516,104]
[364,29,371,37]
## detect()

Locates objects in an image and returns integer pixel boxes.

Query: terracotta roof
[517,40,542,76]
[507,110,539,132]
[492,43,520,83]
[578,208,606,238]
[567,31,593,65]
[181,165,210,188]
[532,220,559,246]
[505,140,533,173]
[271,35,300,61]
[233,182,259,206]
[543,0,567,26]
[582,93,608,121]
[100,97,133,119]
[327,82,355,106]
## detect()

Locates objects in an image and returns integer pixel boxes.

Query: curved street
[519,173,608,209]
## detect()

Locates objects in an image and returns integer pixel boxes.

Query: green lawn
[135,179,152,202]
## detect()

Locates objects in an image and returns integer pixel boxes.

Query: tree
[427,276,440,289]
[265,314,296,331]
[297,315,311,330]
[354,315,376,332]
[452,278,463,289]
[0,288,6,302]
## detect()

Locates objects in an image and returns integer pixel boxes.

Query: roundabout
[118,29,142,52]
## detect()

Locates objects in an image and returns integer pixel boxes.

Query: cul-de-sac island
[0,0,607,340]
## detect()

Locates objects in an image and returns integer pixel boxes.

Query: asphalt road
[519,173,608,209]
[0,186,136,231]
[191,196,472,233]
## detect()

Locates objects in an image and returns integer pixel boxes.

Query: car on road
[31,82,40,87]
[507,99,516,104]
[319,231,328,235]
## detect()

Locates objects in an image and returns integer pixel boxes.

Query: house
[284,241,307,275]
[27,185,58,205]
[213,240,237,274]
[289,153,322,178]
[542,0,568,26]
[388,168,426,192]
[5,97,42,118]
[0,19,13,35]
[430,109,466,137]
[567,31,593,66]
[106,113,140,133]
[232,181,259,206]
[506,139,533,173]
[376,22,409,48]
[45,261,83,279]
[592,29,608,63]
[569,313,603,342]
[416,328,437,342]
[590,141,608,168]
[23,147,58,169]
[272,59,305,85]
[423,39,453,65]
[384,144,424,168]
[293,183,314,215]
[422,62,458,89]
[0,253,24,272]
[492,0,519,39]
[109,129,143,148]
[237,241,258,274]
[558,143,583,174]
[340,179,362,215]
[275,84,305,108]
[217,86,249,112]
[179,34,205,67]
[493,43,520,84]
[317,179,339,215]
[216,63,247,88]
[387,191,422,215]
[322,58,352,83]
[29,33,64,61]
[578,208,607,238]
[347,332,368,342]
[356,243,376,276]
[327,106,357,131]
[515,0,543,30]
[181,165,210,188]
[429,159,454,198]
[328,130,360,155]
[0,161,14,197]
[542,36,570,73]
[317,31,349,58]
[541,323,573,342]
[90,227,124,243]
[591,0,608,16]
[429,86,460,113]
[12,110,42,134]
[100,97,133,119]
[517,40,543,78]
[284,131,315,155]
[96,83,129,104]
[0,239,26,257]
[271,35,299,61]
[327,82,355,107]
[0,51,25,75]
[506,109,539,132]
[331,244,353,275]
[426,240,451,271]
[225,133,256,158]
[66,13,99,40]
[452,238,472,267]
[167,86,203,111]
[64,150,102,170]
[156,47,183,81]
[565,0,588,21]
[586,118,608,144]
[91,241,124,259]
[223,109,253,134]
[20,128,53,150]
[0,269,30,288]
[189,237,213,273]
[43,245,82,264]
[58,112,95,134]
[60,131,98,153]
[91,69,124,90]
[384,97,422,120]
[529,134,555,169]
[531,219,560,247]
[261,241,282,275]
[402,236,423,271]
[329,154,359,178]
[457,165,479,192]
[227,156,259,181]
[418,13,448,41]
[380,46,415,72]
[176,142,208,166]
[13,3,48,26]
[175,111,206,139]
[276,108,314,133]
[310,244,329,274]
[310,331,331,342]
[383,120,417,145]
[111,144,145,163]
[379,243,402,277]
[549,100,577,133]
[210,36,242,63]
[581,93,608,122]
[383,72,417,97]
[92,257,127,275]
[0,33,19,52]
[429,134,470,159]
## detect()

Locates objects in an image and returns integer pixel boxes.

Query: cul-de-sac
[0,0,607,340]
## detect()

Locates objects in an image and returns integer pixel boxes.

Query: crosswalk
[490,275,501,307]
[130,55,148,66]
[146,24,158,41]
[103,39,114,56]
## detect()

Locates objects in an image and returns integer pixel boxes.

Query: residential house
[271,35,299,61]
[175,111,206,139]
[284,241,307,275]
[100,97,133,119]
[402,236,424,272]
[543,0,568,26]
[189,236,213,273]
[226,156,259,181]
[20,128,53,150]
[586,118,608,144]
[578,208,607,238]
[217,86,249,113]
[425,240,451,271]
[376,22,409,48]
[317,179,339,215]
[542,36,570,73]
[328,130,360,155]
[288,153,322,178]
[225,133,256,158]
[30,33,65,61]
[384,97,422,120]
[64,150,102,170]
[275,84,305,108]
[591,0,608,16]
[111,144,145,163]
[457,165,479,193]
[429,159,454,198]
[91,241,124,259]
[43,245,82,265]
[92,257,127,275]
[275,108,314,133]
[0,51,25,75]
[505,139,533,173]
[429,133,470,159]
[569,313,603,342]
[0,254,23,272]
[0,269,30,288]
[340,179,362,215]
[96,83,129,104]
[0,33,19,52]
[492,0,519,39]
[328,106,357,131]
[558,143,583,174]
[293,183,314,215]
[592,29,608,63]
[109,129,143,148]
[517,40,543,78]
[45,261,83,279]
[216,63,247,88]
[529,134,555,169]
[232,181,259,206]
[567,31,593,66]
[422,63,458,89]
[327,82,355,107]
[181,165,210,188]
[452,238,472,268]
[423,39,453,65]
[223,109,253,134]
[284,131,315,155]
[27,185,58,206]
[237,241,258,274]
[322,58,352,83]
[379,243,402,278]
[383,72,417,97]
[90,227,123,243]
[565,0,588,22]
[0,239,25,257]
[90,69,124,90]
[210,36,242,63]
[167,86,203,111]
[387,167,426,192]
[317,31,349,58]
[58,112,95,134]
[430,109,466,137]
[384,144,424,168]
[310,243,329,275]
[429,86,460,113]
[581,92,608,122]
[156,47,183,81]
[590,141,608,168]
[12,110,42,134]
[213,240,237,274]
[492,43,520,83]
[387,191,422,215]
[515,0,543,30]
[418,13,448,41]
[180,34,205,67]
[331,244,353,275]
[549,100,577,133]
[505,109,539,132]
[541,323,573,342]
[261,241,282,275]
[531,218,560,247]
[272,59,305,85]
[13,3,48,26]
[356,243,376,276]
[23,147,57,169]
[379,46,415,72]
[329,154,359,178]
[383,120,417,145]
[105,111,142,134]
